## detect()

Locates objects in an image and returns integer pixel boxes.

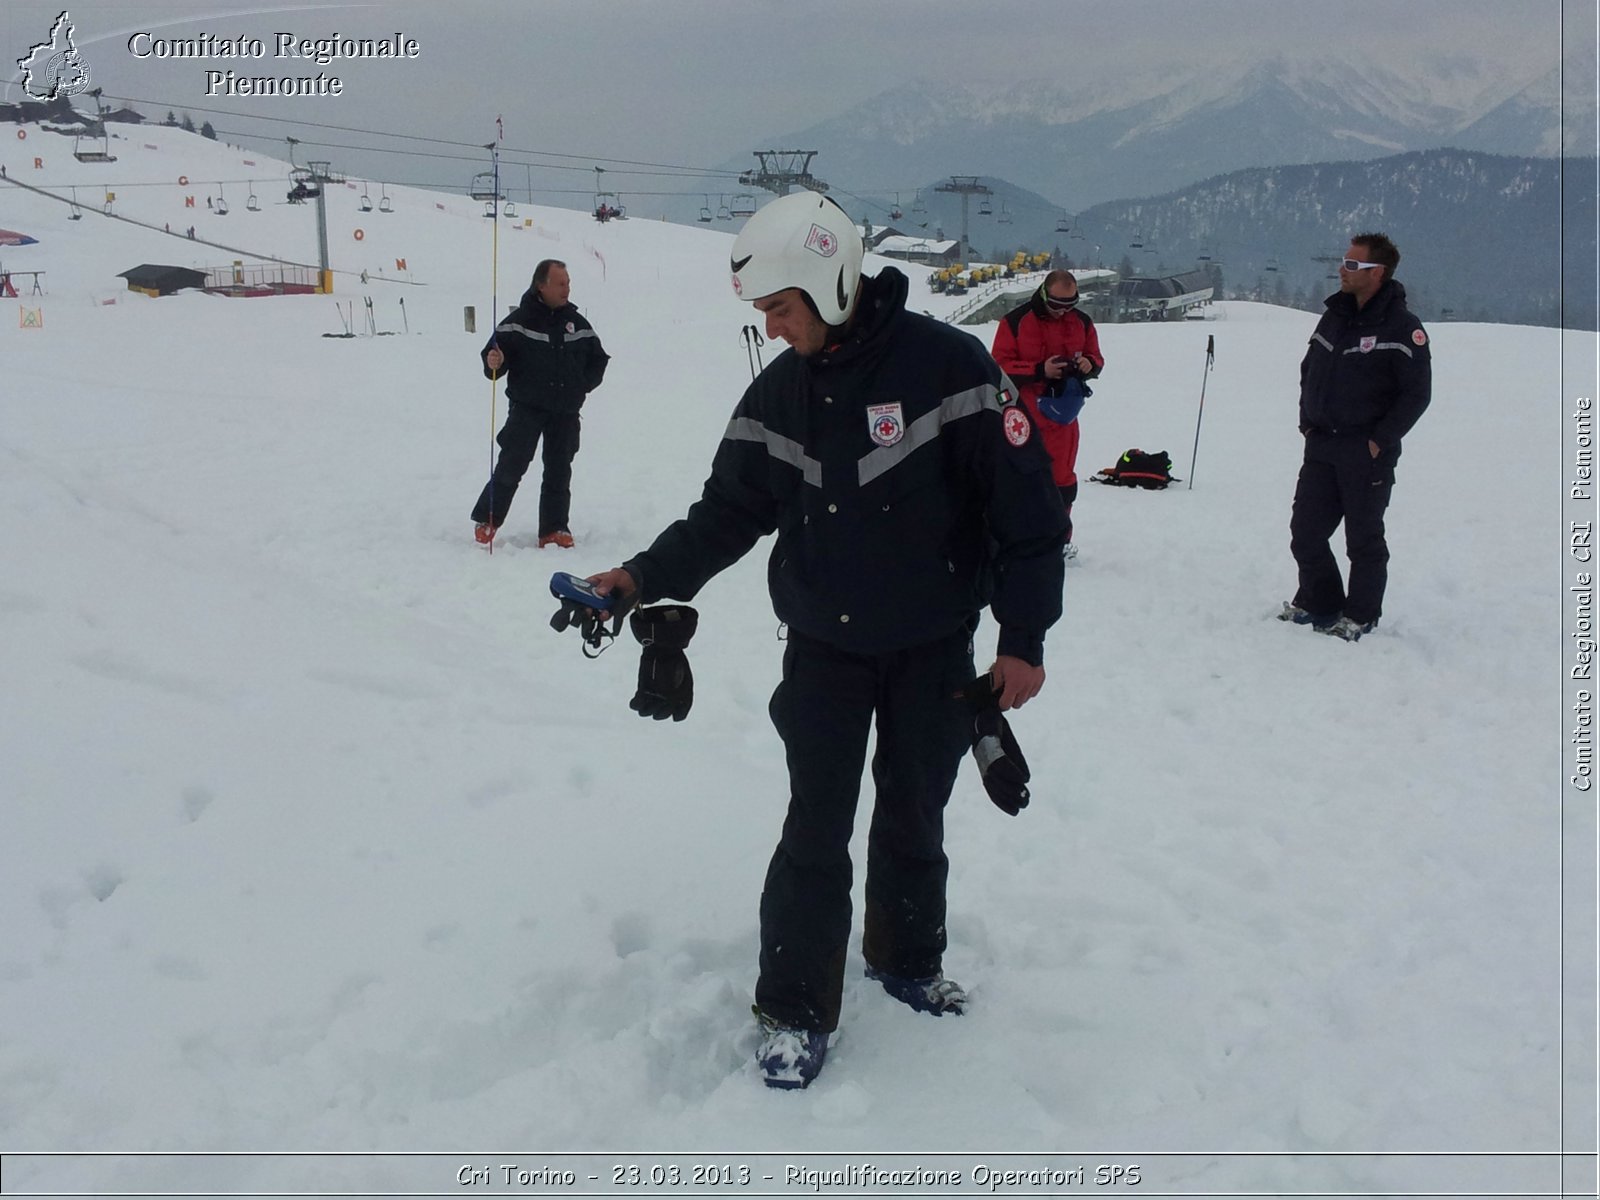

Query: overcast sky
[2,1,1587,205]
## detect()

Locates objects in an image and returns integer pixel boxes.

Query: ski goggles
[1042,292,1079,311]
[1339,258,1383,271]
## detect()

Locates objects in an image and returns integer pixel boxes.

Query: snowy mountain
[752,47,1587,212]
[0,122,1591,1193]
[1067,149,1594,329]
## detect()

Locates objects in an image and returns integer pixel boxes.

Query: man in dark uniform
[585,193,1066,1088]
[1282,232,1431,641]
[471,259,610,548]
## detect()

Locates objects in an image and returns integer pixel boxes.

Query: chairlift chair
[698,196,714,223]
[504,199,518,218]
[730,192,757,218]
[359,186,373,213]
[978,198,993,216]
[214,185,229,216]
[469,171,500,201]
[716,196,732,221]
[890,193,904,220]
[997,202,1013,225]
[246,185,260,212]
[1265,257,1281,273]
[379,184,393,213]
[1056,215,1071,233]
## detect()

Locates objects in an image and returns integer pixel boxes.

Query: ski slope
[0,122,1588,1195]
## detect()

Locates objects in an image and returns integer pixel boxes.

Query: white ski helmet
[729,192,864,326]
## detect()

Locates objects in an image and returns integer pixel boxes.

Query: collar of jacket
[1324,277,1406,322]
[517,288,577,321]
[810,267,908,369]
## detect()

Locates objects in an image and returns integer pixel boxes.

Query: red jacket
[991,293,1104,486]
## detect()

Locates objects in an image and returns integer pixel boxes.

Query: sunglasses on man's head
[1340,258,1382,271]
[1043,292,1079,310]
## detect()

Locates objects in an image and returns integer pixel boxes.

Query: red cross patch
[1003,405,1031,447]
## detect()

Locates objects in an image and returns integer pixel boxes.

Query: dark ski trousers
[756,624,975,1033]
[471,404,580,535]
[1290,430,1398,625]
[1058,483,1078,545]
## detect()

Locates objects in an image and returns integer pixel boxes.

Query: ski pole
[741,326,757,380]
[485,136,502,553]
[1186,334,1215,491]
[751,326,764,371]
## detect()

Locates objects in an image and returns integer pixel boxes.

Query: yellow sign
[20,306,43,328]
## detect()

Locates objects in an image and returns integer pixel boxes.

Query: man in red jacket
[991,271,1104,554]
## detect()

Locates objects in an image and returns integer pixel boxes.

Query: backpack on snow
[1092,448,1177,489]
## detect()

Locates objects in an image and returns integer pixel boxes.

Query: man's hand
[1042,356,1068,380]
[1368,439,1381,459]
[990,655,1045,711]
[1074,354,1093,375]
[588,568,638,608]
[486,347,505,371]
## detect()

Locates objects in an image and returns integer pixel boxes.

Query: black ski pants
[1290,430,1399,625]
[471,403,580,535]
[1058,483,1078,545]
[756,624,975,1033]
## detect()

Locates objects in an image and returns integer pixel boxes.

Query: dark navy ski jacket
[481,288,610,413]
[1299,279,1432,449]
[622,268,1067,665]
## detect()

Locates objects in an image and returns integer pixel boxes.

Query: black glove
[629,605,699,721]
[959,673,1031,815]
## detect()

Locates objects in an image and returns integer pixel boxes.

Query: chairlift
[716,196,732,221]
[1056,214,1071,233]
[997,202,1013,225]
[1265,257,1281,273]
[68,186,83,220]
[72,129,116,164]
[246,185,260,212]
[359,185,373,213]
[1129,232,1145,250]
[890,193,904,221]
[469,171,500,201]
[911,193,928,218]
[730,192,757,218]
[698,195,714,223]
[379,184,394,213]
[978,197,993,216]
[214,184,229,217]
[483,198,498,218]
[504,199,518,218]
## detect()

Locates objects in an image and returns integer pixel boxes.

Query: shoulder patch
[1003,405,1032,448]
[1412,328,1427,346]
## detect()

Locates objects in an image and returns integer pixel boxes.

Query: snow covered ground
[1,123,1593,1197]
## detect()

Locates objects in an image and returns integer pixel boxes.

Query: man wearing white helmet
[586,191,1066,1088]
